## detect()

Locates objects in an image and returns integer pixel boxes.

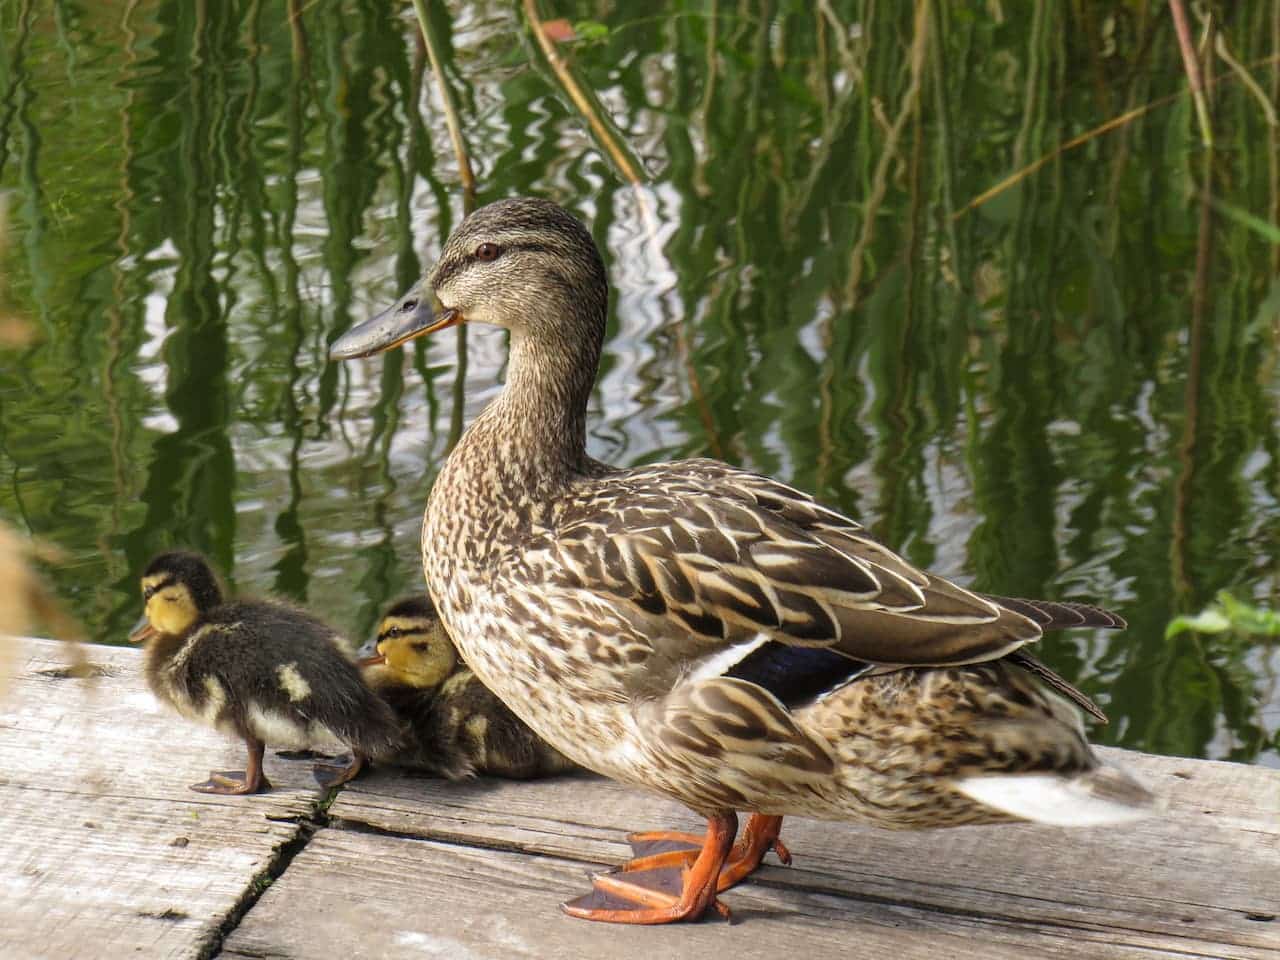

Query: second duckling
[131,551,402,794]
[361,596,575,781]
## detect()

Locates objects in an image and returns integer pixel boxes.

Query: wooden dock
[2,637,1276,959]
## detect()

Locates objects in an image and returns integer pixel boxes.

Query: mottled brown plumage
[361,596,575,780]
[131,551,401,794]
[330,197,1156,924]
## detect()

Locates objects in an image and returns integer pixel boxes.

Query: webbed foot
[561,812,738,925]
[189,770,271,795]
[624,814,789,891]
[312,753,365,788]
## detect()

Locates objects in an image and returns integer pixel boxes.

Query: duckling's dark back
[173,599,402,759]
[427,670,576,780]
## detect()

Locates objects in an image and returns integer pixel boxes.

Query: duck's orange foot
[562,811,740,925]
[312,753,365,788]
[189,770,271,795]
[625,814,790,891]
[561,867,733,924]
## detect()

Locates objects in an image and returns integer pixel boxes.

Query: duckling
[360,596,575,780]
[130,551,402,794]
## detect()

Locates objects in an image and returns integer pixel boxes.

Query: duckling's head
[130,551,223,642]
[361,596,457,689]
[329,198,606,360]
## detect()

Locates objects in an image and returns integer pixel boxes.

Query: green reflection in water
[0,1,1277,765]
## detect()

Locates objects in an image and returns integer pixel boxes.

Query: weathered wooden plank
[5,637,1278,959]
[323,750,1280,954]
[221,826,1257,960]
[0,639,328,959]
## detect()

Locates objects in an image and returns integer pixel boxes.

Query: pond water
[1,2,1277,765]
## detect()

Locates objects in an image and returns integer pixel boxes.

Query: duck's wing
[550,459,1042,671]
[980,595,1126,631]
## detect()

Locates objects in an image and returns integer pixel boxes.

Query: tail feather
[986,595,1127,631]
[955,763,1159,827]
[1006,649,1108,724]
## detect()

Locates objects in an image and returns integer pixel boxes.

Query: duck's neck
[465,316,602,489]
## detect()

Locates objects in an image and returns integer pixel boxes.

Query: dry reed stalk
[412,0,476,198]
[1169,0,1214,147]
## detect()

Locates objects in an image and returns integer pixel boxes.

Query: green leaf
[1218,592,1280,636]
[1165,608,1231,638]
[1210,199,1280,244]
[573,20,610,41]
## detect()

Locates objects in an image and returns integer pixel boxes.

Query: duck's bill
[358,653,386,667]
[129,615,156,644]
[328,300,462,360]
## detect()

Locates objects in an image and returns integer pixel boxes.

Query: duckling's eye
[475,242,501,262]
[143,585,157,600]
[400,299,418,314]
[386,627,402,639]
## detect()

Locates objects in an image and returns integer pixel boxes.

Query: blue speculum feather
[727,643,872,710]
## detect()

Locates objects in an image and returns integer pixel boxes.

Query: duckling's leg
[190,736,272,795]
[561,811,737,924]
[312,752,366,788]
[623,813,791,891]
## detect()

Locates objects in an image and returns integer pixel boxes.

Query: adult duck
[329,197,1154,925]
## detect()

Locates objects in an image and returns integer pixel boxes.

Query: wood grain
[0,638,329,958]
[5,637,1278,959]
[222,827,1265,960]
[322,747,1280,955]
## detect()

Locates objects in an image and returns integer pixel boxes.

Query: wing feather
[554,460,1041,667]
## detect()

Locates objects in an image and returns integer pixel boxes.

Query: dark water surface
[1,2,1278,764]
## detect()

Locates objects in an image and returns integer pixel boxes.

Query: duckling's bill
[129,613,156,644]
[329,292,461,360]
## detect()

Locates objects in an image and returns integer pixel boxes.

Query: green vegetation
[1167,593,1280,639]
[0,1,1277,765]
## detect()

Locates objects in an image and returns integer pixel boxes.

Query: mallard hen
[360,595,575,780]
[330,197,1155,924]
[131,551,401,794]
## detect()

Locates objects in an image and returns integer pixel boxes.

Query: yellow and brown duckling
[130,550,402,795]
[360,596,575,780]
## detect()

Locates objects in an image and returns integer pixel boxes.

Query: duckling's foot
[561,812,737,924]
[189,771,272,795]
[190,736,270,794]
[312,753,365,788]
[624,813,790,891]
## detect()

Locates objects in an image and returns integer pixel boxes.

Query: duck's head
[359,595,458,689]
[129,551,223,643]
[328,197,607,361]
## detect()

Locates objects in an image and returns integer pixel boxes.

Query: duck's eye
[475,242,501,262]
[400,298,419,313]
[386,627,402,639]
